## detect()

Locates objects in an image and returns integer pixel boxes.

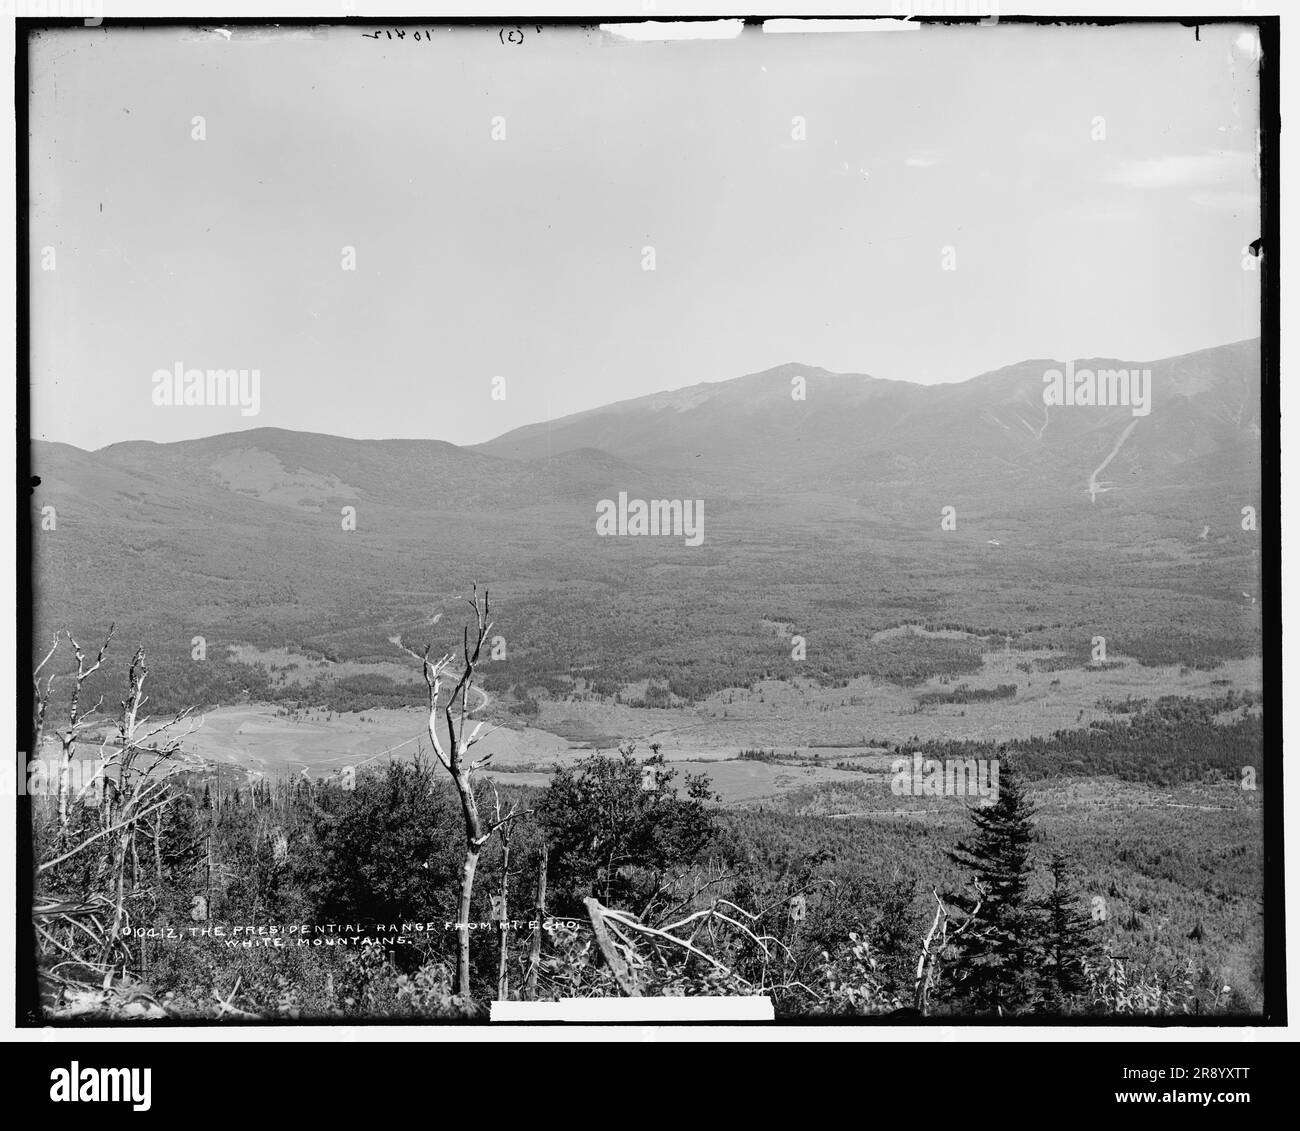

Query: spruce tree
[1037,851,1100,1014]
[944,753,1042,1016]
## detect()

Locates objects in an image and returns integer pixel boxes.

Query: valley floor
[169,649,1263,806]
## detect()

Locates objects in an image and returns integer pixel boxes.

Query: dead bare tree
[398,585,530,1000]
[524,843,548,1000]
[582,894,796,997]
[491,784,524,1002]
[33,638,199,1000]
[34,627,115,834]
[913,883,985,1015]
[639,861,733,927]
[98,648,197,961]
[31,631,61,750]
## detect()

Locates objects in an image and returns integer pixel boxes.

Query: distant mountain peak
[472,340,1259,496]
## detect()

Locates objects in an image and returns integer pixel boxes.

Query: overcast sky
[28,21,1262,451]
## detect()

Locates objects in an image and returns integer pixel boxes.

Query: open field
[158,648,1262,805]
[169,704,576,778]
[534,649,1261,754]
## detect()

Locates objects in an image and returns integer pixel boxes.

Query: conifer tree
[1037,850,1100,1013]
[944,754,1042,1016]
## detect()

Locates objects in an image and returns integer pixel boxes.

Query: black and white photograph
[13,4,1283,1054]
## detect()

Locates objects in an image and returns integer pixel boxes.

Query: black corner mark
[30,475,41,495]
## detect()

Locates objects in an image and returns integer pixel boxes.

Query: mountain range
[29,339,1264,706]
[478,339,1260,503]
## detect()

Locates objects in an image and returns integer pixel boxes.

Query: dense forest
[33,750,1254,1020]
[910,692,1262,786]
[30,569,1261,720]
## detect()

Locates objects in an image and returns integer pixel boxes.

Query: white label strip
[491,997,775,1022]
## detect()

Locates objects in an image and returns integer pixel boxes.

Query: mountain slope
[29,340,1263,712]
[476,339,1261,507]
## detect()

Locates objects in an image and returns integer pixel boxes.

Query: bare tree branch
[38,796,174,873]
[399,585,511,1000]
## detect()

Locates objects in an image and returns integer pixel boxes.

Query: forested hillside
[29,614,1263,1022]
